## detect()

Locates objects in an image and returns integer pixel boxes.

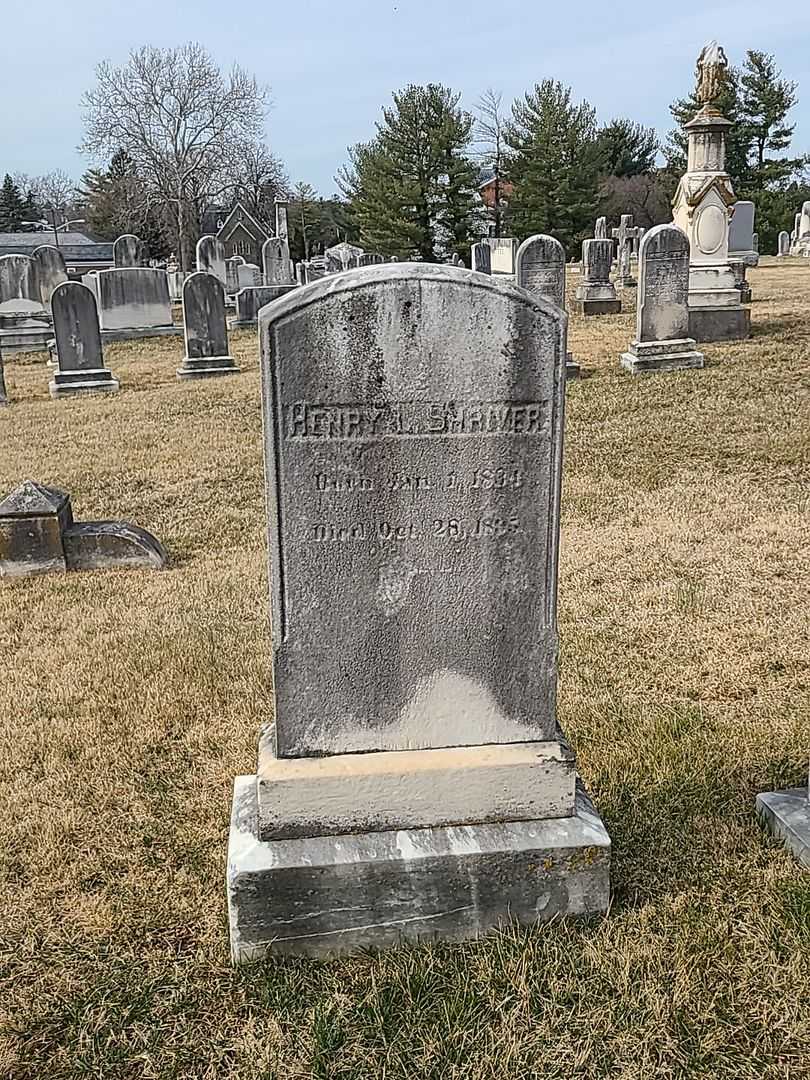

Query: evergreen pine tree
[339,84,482,261]
[597,119,658,177]
[0,174,28,231]
[504,80,603,254]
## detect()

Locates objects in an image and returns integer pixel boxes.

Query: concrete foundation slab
[227,774,611,962]
[756,787,810,867]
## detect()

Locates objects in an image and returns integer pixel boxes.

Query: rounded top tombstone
[515,235,566,309]
[259,263,567,758]
[113,234,143,269]
[52,281,104,371]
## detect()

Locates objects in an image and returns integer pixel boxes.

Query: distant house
[204,202,272,265]
[0,230,113,276]
[478,175,514,210]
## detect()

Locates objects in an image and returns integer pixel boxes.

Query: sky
[1,0,809,195]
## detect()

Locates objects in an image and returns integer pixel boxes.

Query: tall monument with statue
[672,42,750,342]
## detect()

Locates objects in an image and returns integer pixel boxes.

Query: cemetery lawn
[1,258,809,1079]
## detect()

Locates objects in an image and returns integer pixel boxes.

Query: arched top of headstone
[515,235,566,309]
[52,281,104,372]
[113,234,143,268]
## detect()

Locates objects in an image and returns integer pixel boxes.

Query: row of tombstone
[0,271,241,402]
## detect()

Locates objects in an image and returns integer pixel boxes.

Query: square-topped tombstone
[620,224,704,374]
[515,234,580,378]
[96,268,181,341]
[231,284,298,328]
[0,481,73,577]
[177,272,240,379]
[49,281,120,396]
[226,263,610,962]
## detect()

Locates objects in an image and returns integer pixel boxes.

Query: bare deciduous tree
[474,88,508,237]
[81,43,268,268]
[224,139,288,226]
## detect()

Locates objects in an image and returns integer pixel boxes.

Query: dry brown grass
[1,260,809,1078]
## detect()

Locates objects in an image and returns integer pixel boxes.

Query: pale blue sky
[1,0,808,195]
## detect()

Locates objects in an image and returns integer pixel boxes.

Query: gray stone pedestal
[688,306,750,342]
[176,355,240,380]
[574,296,622,316]
[621,339,704,374]
[227,774,610,962]
[756,786,810,867]
[50,367,120,397]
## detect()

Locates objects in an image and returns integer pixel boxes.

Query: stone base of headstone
[226,774,610,962]
[574,297,622,316]
[100,325,183,344]
[620,338,705,374]
[565,354,581,379]
[0,314,53,353]
[49,367,120,397]
[176,355,240,380]
[756,787,810,868]
[739,282,752,304]
[688,306,750,342]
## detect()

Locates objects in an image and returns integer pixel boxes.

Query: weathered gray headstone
[515,234,580,379]
[113,234,143,268]
[594,216,607,240]
[471,241,492,274]
[196,235,227,286]
[324,242,363,274]
[0,253,51,353]
[226,263,610,962]
[611,214,642,287]
[96,268,181,341]
[574,239,621,314]
[357,253,386,268]
[237,263,262,290]
[275,200,289,243]
[0,480,166,578]
[231,284,298,328]
[261,238,293,285]
[729,201,756,261]
[620,224,704,374]
[778,231,790,256]
[49,281,120,396]
[31,245,68,308]
[295,263,306,285]
[225,257,241,295]
[177,272,240,379]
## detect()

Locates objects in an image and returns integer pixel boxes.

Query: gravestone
[31,245,68,308]
[729,200,757,303]
[325,242,363,274]
[757,765,810,868]
[262,238,294,285]
[177,272,240,379]
[231,284,298,328]
[357,253,386,268]
[0,480,166,578]
[620,224,704,374]
[451,253,464,267]
[237,263,262,290]
[471,241,492,274]
[196,235,227,286]
[515,234,580,378]
[777,231,790,256]
[295,263,306,285]
[226,263,611,962]
[225,257,242,295]
[275,200,289,243]
[611,214,642,287]
[96,268,181,341]
[594,217,607,240]
[113,234,143,268]
[672,42,749,340]
[0,253,51,352]
[486,237,517,277]
[574,239,621,314]
[49,281,120,396]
